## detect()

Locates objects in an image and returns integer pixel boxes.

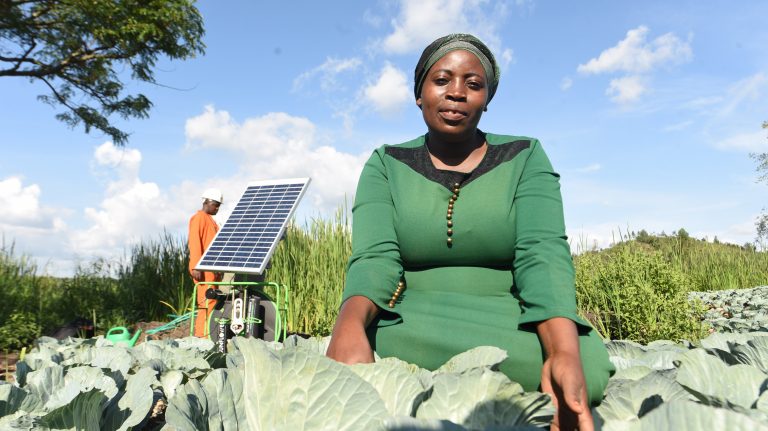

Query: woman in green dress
[326,33,613,430]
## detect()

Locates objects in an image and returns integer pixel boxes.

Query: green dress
[342,132,614,404]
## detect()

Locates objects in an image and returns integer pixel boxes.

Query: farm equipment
[192,280,290,353]
[192,178,310,353]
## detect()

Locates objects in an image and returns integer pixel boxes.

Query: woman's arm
[511,140,595,430]
[326,295,380,364]
[537,317,593,431]
[327,148,404,363]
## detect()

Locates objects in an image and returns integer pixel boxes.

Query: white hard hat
[201,187,223,203]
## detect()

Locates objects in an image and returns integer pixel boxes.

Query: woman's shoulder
[374,135,426,152]
[484,132,540,147]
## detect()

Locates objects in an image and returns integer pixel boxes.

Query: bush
[575,242,705,343]
[0,312,40,351]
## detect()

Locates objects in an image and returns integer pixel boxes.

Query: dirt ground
[134,320,192,344]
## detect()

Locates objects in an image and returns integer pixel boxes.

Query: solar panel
[195,178,310,274]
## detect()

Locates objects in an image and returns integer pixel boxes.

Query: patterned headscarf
[414,33,500,104]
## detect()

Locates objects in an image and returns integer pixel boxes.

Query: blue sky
[1,0,767,276]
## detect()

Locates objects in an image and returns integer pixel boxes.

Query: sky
[1,0,767,276]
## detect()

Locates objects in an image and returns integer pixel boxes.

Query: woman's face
[417,49,488,142]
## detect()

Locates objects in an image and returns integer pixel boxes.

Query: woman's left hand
[540,349,593,431]
[535,317,594,431]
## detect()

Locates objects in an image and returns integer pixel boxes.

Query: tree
[753,121,768,244]
[0,0,205,145]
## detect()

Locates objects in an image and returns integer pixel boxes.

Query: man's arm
[188,214,204,280]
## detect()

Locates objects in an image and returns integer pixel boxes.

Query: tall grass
[660,236,768,291]
[0,242,44,349]
[116,231,194,322]
[269,208,351,336]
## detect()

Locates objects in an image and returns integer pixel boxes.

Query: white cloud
[682,95,724,110]
[500,48,514,69]
[93,142,142,173]
[0,176,64,230]
[575,163,601,173]
[606,76,647,103]
[69,142,188,257]
[379,0,508,56]
[662,120,694,132]
[560,76,573,91]
[577,26,692,104]
[382,0,471,54]
[185,106,368,214]
[514,0,535,14]
[577,26,692,75]
[717,72,767,118]
[714,129,768,153]
[292,57,362,93]
[363,63,412,116]
[363,9,384,28]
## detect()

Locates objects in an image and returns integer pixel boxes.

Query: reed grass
[268,207,351,336]
[660,236,768,291]
[116,231,194,323]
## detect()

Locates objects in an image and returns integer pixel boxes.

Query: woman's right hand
[326,295,380,364]
[326,321,374,364]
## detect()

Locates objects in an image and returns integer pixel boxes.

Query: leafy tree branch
[0,0,205,145]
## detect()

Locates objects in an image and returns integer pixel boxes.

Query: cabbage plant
[2,331,768,430]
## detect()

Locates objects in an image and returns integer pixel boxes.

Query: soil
[133,320,192,344]
[1,352,19,383]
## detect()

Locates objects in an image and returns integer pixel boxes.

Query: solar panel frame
[195,178,310,275]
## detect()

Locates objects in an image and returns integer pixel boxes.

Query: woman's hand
[540,350,593,431]
[536,317,593,431]
[325,320,375,364]
[326,296,380,364]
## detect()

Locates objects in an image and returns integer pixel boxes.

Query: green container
[105,326,141,347]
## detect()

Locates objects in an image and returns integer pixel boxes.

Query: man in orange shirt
[188,188,224,337]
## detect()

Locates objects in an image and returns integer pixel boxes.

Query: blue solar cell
[195,178,310,274]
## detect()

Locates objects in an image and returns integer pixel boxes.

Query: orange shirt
[188,210,219,273]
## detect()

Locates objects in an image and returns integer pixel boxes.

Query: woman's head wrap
[414,33,500,104]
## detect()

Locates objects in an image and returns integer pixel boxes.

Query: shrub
[575,242,705,343]
[0,311,40,351]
